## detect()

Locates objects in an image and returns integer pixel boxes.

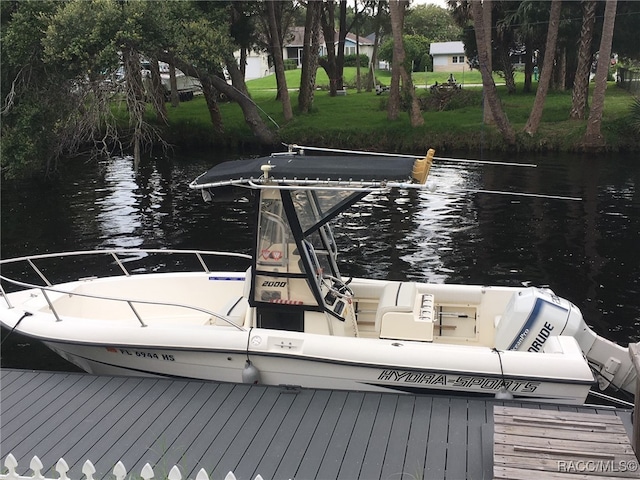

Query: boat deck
[1,369,634,480]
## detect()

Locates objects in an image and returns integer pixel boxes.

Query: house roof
[284,26,374,48]
[430,41,465,55]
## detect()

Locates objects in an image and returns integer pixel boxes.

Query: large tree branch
[157,52,277,145]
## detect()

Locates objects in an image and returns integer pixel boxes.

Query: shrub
[343,54,370,68]
[284,59,298,70]
[420,88,482,112]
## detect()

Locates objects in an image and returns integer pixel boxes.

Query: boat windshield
[251,188,360,309]
[293,189,363,235]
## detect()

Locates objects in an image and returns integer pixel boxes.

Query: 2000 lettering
[262,281,287,288]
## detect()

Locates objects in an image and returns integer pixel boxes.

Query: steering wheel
[322,274,354,298]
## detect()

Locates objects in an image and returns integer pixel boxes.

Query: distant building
[237,27,376,81]
[283,26,375,67]
[235,49,271,81]
[430,41,467,73]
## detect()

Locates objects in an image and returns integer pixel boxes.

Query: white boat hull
[0,271,596,405]
[39,335,593,403]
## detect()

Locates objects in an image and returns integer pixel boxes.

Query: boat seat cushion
[375,282,417,331]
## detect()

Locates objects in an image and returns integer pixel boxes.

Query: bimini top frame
[189,148,435,195]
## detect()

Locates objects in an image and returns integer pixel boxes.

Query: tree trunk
[355,0,361,93]
[267,1,293,121]
[336,0,347,91]
[122,47,146,169]
[239,47,247,80]
[148,58,168,124]
[523,37,533,93]
[388,0,423,126]
[570,0,596,120]
[225,52,250,97]
[470,1,515,145]
[387,0,402,121]
[319,1,339,96]
[524,0,562,136]
[299,0,321,113]
[365,1,384,92]
[161,54,277,145]
[168,63,179,108]
[482,0,494,124]
[556,46,567,91]
[498,43,516,94]
[583,0,617,146]
[200,76,224,134]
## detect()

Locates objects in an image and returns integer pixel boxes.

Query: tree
[364,0,389,92]
[524,0,562,136]
[299,0,322,113]
[2,0,281,178]
[583,0,618,147]
[379,34,431,73]
[1,1,76,178]
[318,0,366,96]
[388,0,423,126]
[469,0,515,145]
[570,0,597,120]
[404,4,461,41]
[266,1,293,121]
[482,0,493,124]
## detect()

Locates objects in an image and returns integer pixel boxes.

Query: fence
[0,455,264,480]
[617,67,640,95]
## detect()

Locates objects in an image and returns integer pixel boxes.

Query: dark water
[2,149,639,372]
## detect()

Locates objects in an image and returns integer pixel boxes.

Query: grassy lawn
[160,67,638,153]
[246,67,496,90]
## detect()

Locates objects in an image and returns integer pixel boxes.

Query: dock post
[629,342,640,459]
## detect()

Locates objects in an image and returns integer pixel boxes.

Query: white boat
[0,146,636,405]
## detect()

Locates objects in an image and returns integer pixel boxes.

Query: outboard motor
[494,287,585,352]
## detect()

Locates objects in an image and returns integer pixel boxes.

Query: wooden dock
[1,369,635,480]
[494,406,638,479]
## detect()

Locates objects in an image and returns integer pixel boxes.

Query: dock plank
[337,393,384,480]
[315,391,367,480]
[493,406,638,479]
[402,394,433,478]
[214,387,291,479]
[243,388,313,480]
[424,397,450,479]
[272,389,332,479]
[294,390,350,479]
[378,395,416,480]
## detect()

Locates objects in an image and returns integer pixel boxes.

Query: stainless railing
[0,249,252,330]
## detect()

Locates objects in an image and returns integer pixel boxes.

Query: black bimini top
[190,151,434,191]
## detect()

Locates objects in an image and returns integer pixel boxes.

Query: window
[452,56,458,63]
[459,56,465,63]
[345,46,356,56]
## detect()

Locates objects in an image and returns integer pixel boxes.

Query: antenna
[283,143,536,168]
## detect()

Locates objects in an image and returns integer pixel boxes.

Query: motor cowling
[494,287,585,352]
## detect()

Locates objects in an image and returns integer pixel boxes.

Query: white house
[430,41,467,73]
[235,49,271,81]
[234,27,376,82]
[283,26,375,67]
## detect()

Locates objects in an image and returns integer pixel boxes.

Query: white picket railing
[0,454,264,480]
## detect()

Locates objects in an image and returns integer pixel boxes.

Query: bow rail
[0,249,252,329]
